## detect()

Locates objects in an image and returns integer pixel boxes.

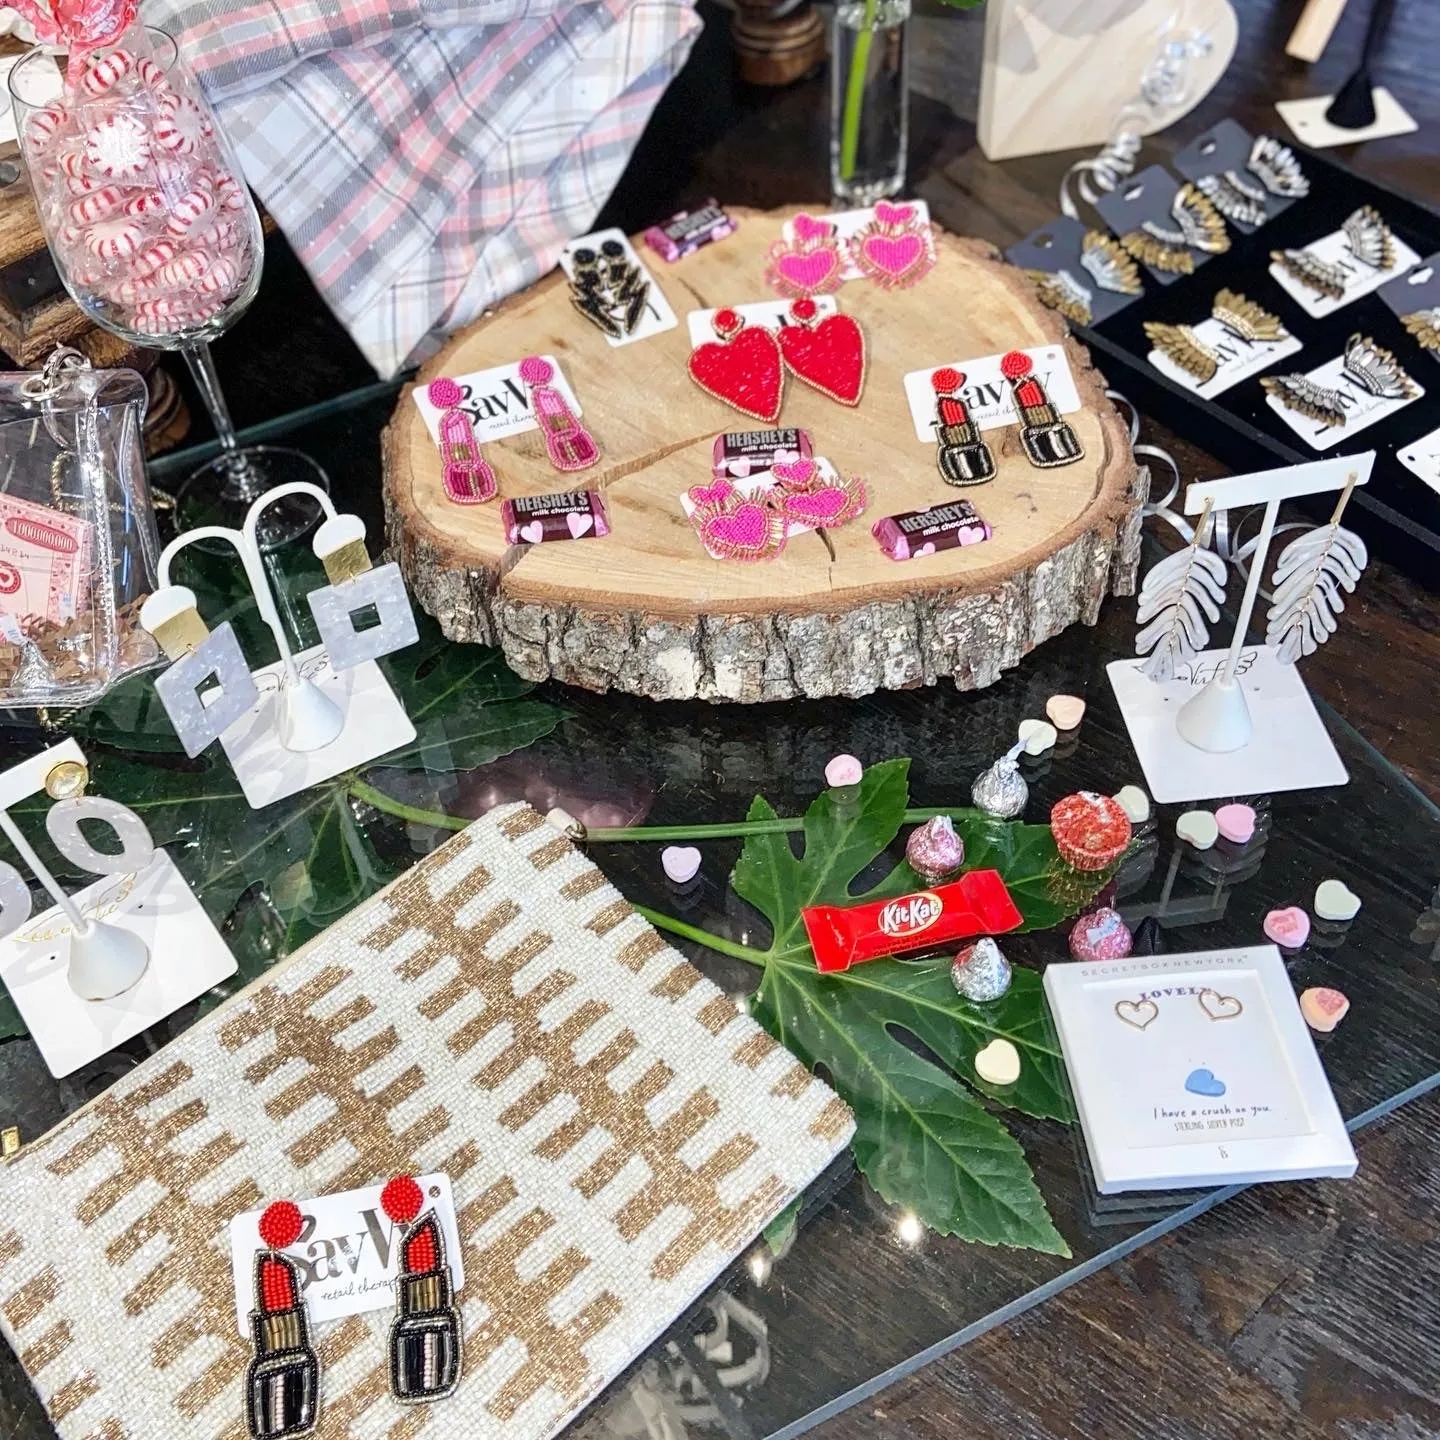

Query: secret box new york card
[1044,947,1356,1194]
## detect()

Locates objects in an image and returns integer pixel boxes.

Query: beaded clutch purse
[0,803,852,1439]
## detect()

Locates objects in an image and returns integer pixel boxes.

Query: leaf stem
[838,0,880,182]
[347,779,469,831]
[634,905,766,966]
[587,807,983,843]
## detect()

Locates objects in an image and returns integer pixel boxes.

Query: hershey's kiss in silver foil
[906,814,965,885]
[950,937,1012,1002]
[971,744,1028,819]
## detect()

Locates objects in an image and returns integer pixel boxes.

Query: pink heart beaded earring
[765,212,845,299]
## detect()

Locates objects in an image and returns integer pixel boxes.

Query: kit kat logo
[6,515,77,553]
[878,892,943,938]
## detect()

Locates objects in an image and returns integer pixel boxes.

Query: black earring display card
[1063,140,1440,580]
[1093,165,1230,288]
[1171,119,1301,234]
[1005,214,1144,328]
[1378,252,1440,352]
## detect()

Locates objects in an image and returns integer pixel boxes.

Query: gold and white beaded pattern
[0,803,852,1440]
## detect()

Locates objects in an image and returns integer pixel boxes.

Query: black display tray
[1073,143,1440,582]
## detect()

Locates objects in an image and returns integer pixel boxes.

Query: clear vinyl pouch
[0,347,162,708]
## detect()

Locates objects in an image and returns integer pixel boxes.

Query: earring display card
[902,346,1080,442]
[1264,345,1424,450]
[1044,947,1356,1194]
[1005,214,1143,327]
[1094,165,1226,287]
[559,228,678,347]
[218,645,417,809]
[1171,119,1297,233]
[0,851,236,1078]
[1269,223,1421,320]
[1398,424,1440,494]
[686,296,838,347]
[410,356,583,445]
[1106,646,1348,803]
[1377,251,1440,356]
[227,1175,464,1333]
[1146,306,1303,400]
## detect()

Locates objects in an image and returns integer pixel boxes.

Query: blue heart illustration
[1185,1068,1226,1098]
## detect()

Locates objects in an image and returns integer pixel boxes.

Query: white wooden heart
[978,0,1239,162]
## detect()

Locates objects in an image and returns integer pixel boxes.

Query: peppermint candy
[106,274,158,306]
[130,239,177,277]
[202,217,243,253]
[84,113,153,180]
[87,218,144,260]
[64,169,106,195]
[212,170,246,212]
[136,57,171,94]
[134,294,193,319]
[153,251,211,288]
[155,94,209,156]
[198,254,241,296]
[131,309,193,335]
[82,50,135,97]
[123,190,167,218]
[67,186,126,226]
[165,186,215,236]
[58,148,90,181]
[24,106,69,152]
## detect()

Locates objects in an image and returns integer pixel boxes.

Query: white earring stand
[157,483,416,809]
[1108,453,1374,804]
[0,740,236,1077]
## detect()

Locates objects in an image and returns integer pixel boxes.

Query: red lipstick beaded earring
[382,1175,463,1404]
[244,1201,320,1439]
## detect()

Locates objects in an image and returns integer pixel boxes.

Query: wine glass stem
[182,340,266,503]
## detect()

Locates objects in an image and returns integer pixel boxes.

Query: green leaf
[733,759,1080,1254]
[762,1195,802,1256]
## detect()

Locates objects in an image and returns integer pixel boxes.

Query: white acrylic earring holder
[157,482,416,810]
[0,740,236,1078]
[1107,453,1373,804]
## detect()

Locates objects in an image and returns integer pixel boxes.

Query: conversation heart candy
[661,846,702,884]
[1045,694,1086,730]
[1175,810,1219,850]
[1112,785,1150,824]
[825,754,863,787]
[975,1038,1021,1086]
[1018,718,1058,755]
[1299,986,1349,1032]
[1214,803,1256,844]
[1314,878,1361,921]
[1263,906,1310,949]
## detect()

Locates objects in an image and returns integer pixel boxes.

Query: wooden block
[977,0,1238,162]
[1286,0,1350,62]
[382,207,1145,704]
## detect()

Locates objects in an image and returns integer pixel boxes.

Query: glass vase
[830,0,910,206]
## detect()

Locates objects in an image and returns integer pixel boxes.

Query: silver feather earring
[1266,475,1368,664]
[1135,497,1228,681]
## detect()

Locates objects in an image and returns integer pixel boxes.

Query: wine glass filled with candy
[9,26,327,542]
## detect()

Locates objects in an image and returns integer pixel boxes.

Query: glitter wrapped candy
[950,937,1012,1001]
[1050,791,1132,872]
[906,814,965,884]
[971,751,1027,819]
[1068,906,1133,961]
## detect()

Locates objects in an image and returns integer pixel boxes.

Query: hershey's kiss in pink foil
[906,814,965,885]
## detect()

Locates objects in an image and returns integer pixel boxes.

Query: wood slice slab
[383,207,1145,703]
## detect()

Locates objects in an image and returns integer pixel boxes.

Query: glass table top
[3,390,1439,1440]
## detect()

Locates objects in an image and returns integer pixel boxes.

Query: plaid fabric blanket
[150,0,703,376]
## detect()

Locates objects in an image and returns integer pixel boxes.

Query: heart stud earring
[519,355,599,471]
[1114,996,1159,1031]
[776,297,866,406]
[382,1176,463,1403]
[929,367,996,486]
[687,307,786,423]
[426,378,496,504]
[1001,351,1084,468]
[850,200,935,289]
[1198,988,1243,1021]
[765,213,845,299]
[245,1201,320,1439]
